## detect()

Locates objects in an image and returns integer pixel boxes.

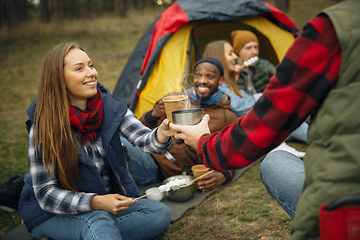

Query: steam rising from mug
[162,95,189,122]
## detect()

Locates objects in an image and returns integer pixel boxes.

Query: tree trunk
[0,0,6,27]
[65,0,75,18]
[86,0,94,18]
[18,0,28,22]
[49,0,55,18]
[40,0,51,22]
[56,0,63,20]
[7,0,17,32]
[132,0,139,9]
[275,0,290,13]
[117,0,128,17]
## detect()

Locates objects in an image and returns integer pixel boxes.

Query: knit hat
[231,30,259,55]
[194,56,224,77]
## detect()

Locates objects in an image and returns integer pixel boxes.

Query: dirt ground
[157,142,306,240]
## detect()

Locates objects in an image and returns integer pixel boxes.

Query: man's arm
[139,99,166,129]
[196,15,341,171]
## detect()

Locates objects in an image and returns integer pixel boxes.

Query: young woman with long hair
[19,42,172,240]
[202,40,261,117]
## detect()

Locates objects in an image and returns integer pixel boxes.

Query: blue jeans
[260,150,305,219]
[120,135,163,185]
[289,122,308,142]
[31,199,171,240]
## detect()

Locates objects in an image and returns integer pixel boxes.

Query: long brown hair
[34,42,84,191]
[202,40,243,97]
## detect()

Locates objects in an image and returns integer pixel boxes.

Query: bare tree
[7,0,17,32]
[86,0,94,18]
[18,0,28,22]
[56,0,63,20]
[141,0,157,8]
[132,0,140,9]
[0,0,5,27]
[275,0,290,13]
[116,0,128,17]
[65,0,76,18]
[40,0,51,22]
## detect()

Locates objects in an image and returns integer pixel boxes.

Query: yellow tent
[113,0,299,118]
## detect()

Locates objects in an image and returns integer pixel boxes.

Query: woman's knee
[31,210,121,240]
[25,172,31,181]
[115,200,171,239]
[159,202,171,223]
[149,201,171,235]
[81,210,118,232]
[85,210,117,224]
[145,200,171,223]
[81,210,121,238]
[140,200,171,232]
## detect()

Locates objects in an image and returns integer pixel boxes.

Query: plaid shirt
[199,15,342,170]
[29,109,170,214]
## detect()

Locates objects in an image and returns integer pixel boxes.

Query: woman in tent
[202,40,262,117]
[19,42,171,240]
[202,40,308,143]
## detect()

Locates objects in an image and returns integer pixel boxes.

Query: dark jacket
[237,57,276,93]
[19,83,139,231]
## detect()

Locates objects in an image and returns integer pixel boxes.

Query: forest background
[0,0,335,239]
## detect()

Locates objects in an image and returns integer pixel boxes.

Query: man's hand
[151,100,165,119]
[197,171,226,192]
[152,92,185,119]
[169,114,211,150]
[91,194,136,215]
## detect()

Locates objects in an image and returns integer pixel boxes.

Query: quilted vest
[291,1,360,239]
[19,83,140,232]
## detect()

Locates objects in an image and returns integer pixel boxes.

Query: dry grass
[158,161,294,240]
[0,7,166,178]
[0,0,335,238]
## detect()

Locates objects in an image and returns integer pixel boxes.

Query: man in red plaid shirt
[168,0,360,239]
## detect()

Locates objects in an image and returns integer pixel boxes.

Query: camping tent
[113,0,300,118]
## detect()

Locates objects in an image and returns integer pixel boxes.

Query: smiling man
[191,57,225,103]
[121,57,239,191]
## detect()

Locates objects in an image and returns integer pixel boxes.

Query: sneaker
[270,142,306,158]
[0,173,25,212]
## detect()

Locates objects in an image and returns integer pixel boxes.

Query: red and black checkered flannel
[198,15,342,170]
